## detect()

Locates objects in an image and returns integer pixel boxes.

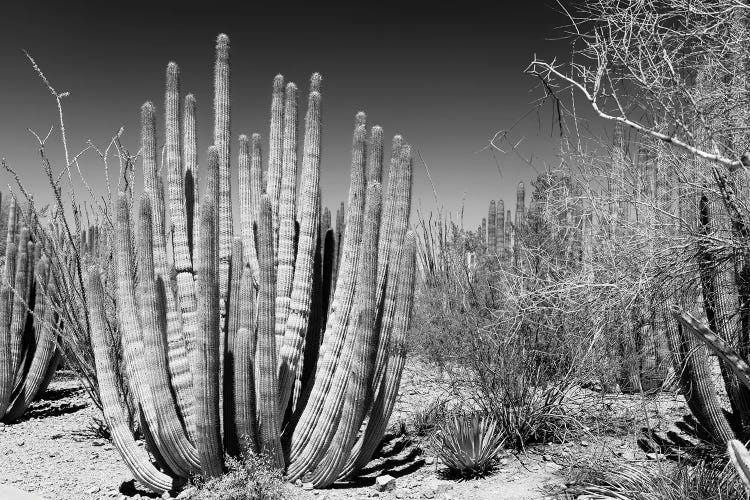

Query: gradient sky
[0,2,575,230]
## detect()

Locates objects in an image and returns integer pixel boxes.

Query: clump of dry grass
[564,460,746,500]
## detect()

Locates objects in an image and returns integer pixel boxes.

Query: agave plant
[431,412,506,479]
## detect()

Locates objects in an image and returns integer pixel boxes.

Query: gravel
[0,361,686,500]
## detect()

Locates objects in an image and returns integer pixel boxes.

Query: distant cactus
[0,197,59,423]
[85,34,416,493]
[496,200,504,257]
[487,200,496,254]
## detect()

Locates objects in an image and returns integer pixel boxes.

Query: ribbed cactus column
[0,198,60,423]
[287,114,368,476]
[487,200,496,254]
[184,94,198,220]
[239,135,261,278]
[164,64,197,438]
[514,182,525,265]
[267,75,285,248]
[481,218,486,245]
[504,209,511,254]
[305,182,382,487]
[278,81,322,416]
[214,34,232,312]
[276,81,299,349]
[86,270,183,494]
[496,200,504,257]
[256,196,284,466]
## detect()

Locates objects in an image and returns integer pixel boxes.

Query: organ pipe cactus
[496,200,504,257]
[0,198,60,423]
[487,200,496,254]
[85,33,416,493]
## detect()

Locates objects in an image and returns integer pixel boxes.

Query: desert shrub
[431,412,505,479]
[565,460,746,500]
[411,398,449,437]
[191,453,294,500]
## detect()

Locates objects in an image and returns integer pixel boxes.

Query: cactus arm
[488,200,496,254]
[239,135,260,280]
[144,101,196,443]
[496,200,505,253]
[3,258,56,422]
[287,115,367,471]
[341,230,417,478]
[249,134,264,272]
[224,238,243,457]
[370,144,412,402]
[671,307,750,390]
[278,82,322,417]
[86,268,183,494]
[8,229,30,379]
[164,63,198,440]
[665,304,735,443]
[306,182,382,488]
[137,196,201,474]
[234,263,258,457]
[114,193,185,473]
[214,34,233,312]
[275,82,299,349]
[193,187,224,477]
[266,75,285,251]
[183,93,199,241]
[340,144,413,476]
[256,195,284,466]
[0,235,18,415]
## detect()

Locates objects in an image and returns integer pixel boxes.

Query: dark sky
[0,2,574,229]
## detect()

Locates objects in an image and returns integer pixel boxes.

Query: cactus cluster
[481,182,524,260]
[85,34,416,493]
[0,197,60,423]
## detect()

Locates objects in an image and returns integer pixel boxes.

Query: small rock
[50,433,63,440]
[92,440,106,447]
[90,486,101,494]
[580,440,590,447]
[374,475,397,493]
[543,454,553,462]
[16,440,24,447]
[646,452,666,460]
[161,491,172,499]
[424,456,435,465]
[302,483,314,491]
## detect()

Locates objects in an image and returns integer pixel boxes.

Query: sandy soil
[0,360,696,500]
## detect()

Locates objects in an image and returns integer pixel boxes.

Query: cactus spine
[85,35,415,493]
